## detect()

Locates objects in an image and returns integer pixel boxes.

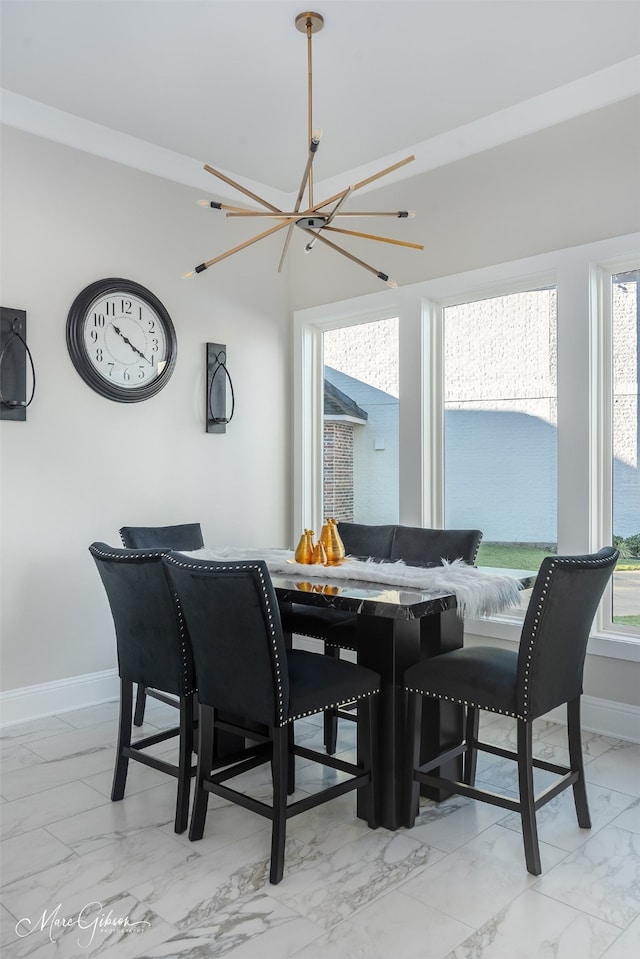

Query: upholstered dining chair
[89,542,198,833]
[285,523,482,754]
[119,523,204,725]
[162,552,380,885]
[403,547,619,875]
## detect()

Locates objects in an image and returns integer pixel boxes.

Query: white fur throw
[182,547,525,620]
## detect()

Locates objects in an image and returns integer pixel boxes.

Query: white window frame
[591,255,640,650]
[293,232,640,663]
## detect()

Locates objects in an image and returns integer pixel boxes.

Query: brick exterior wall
[323,422,354,521]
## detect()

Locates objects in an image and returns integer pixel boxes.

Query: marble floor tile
[611,798,640,834]
[45,782,182,856]
[26,721,134,763]
[533,824,640,928]
[584,742,640,798]
[407,793,511,853]
[289,889,472,959]
[499,782,636,852]
[1,827,76,887]
[400,824,567,929]
[269,830,445,929]
[0,716,76,747]
[0,781,109,841]
[1,828,196,923]
[1,902,20,950]
[51,700,120,729]
[133,891,323,959]
[0,743,44,777]
[601,914,640,958]
[0,747,117,801]
[444,888,620,959]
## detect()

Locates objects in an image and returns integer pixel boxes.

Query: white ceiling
[2,0,639,205]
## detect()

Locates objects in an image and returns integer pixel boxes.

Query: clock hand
[110,324,153,365]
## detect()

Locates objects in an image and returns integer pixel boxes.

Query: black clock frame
[66,278,177,403]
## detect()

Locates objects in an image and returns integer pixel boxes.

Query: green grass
[613,614,640,627]
[476,543,550,571]
[477,542,640,572]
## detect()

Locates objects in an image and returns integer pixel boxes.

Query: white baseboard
[0,669,119,727]
[0,671,638,743]
[546,695,640,743]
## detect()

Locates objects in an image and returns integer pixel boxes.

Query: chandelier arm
[311,155,415,211]
[277,134,322,272]
[307,230,396,286]
[203,164,283,214]
[184,220,293,276]
[323,225,424,251]
[226,210,413,218]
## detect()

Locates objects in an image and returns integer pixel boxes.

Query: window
[443,287,557,599]
[294,232,640,656]
[611,269,640,633]
[323,318,399,524]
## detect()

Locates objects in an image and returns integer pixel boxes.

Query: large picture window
[443,286,557,586]
[323,318,399,524]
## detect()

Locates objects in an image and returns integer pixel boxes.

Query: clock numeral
[95,348,103,363]
[105,301,116,316]
[151,338,159,352]
[90,329,98,343]
[138,366,145,380]
[93,312,105,327]
[123,368,130,382]
[148,319,156,332]
[121,299,132,315]
[107,363,114,377]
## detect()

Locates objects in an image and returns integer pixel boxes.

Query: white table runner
[182,547,526,620]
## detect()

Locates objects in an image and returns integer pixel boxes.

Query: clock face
[66,279,177,402]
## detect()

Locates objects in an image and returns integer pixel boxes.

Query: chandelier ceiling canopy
[184,11,423,288]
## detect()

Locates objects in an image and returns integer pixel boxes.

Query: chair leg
[287,723,295,795]
[189,704,213,841]
[111,678,133,801]
[567,696,591,829]
[358,696,378,829]
[133,683,147,727]
[463,706,480,786]
[517,719,542,875]
[270,726,288,885]
[403,691,423,828]
[175,693,194,834]
[323,645,340,755]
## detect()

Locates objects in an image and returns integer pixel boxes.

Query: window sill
[465,615,640,662]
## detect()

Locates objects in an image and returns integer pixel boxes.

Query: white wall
[0,128,292,694]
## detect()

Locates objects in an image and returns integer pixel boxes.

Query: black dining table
[275,567,536,831]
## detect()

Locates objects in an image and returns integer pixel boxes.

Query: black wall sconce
[206,342,234,433]
[0,308,35,421]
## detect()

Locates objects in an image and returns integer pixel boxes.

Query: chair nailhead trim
[288,688,379,724]
[404,686,523,721]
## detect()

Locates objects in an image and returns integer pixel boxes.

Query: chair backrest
[390,526,483,566]
[336,521,482,566]
[162,554,289,728]
[336,522,397,559]
[119,523,204,550]
[517,547,618,719]
[89,542,194,696]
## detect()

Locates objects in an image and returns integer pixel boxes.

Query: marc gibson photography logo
[15,901,151,947]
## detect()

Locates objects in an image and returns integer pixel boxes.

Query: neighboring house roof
[324,379,368,421]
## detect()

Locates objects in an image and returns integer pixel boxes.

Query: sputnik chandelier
[184,11,423,287]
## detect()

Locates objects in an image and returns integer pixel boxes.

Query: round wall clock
[66,278,177,402]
